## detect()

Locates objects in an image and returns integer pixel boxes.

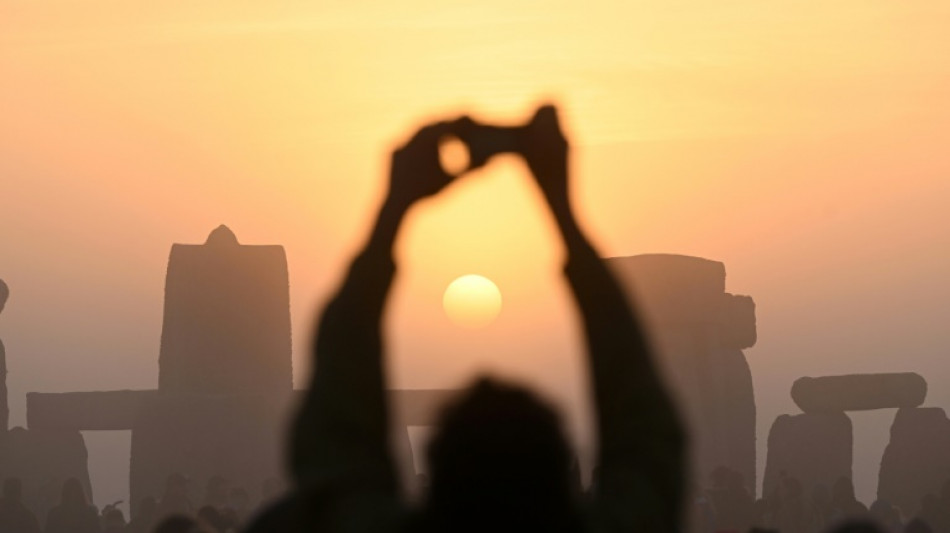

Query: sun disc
[442,275,502,328]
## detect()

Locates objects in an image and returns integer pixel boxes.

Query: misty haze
[2,2,950,533]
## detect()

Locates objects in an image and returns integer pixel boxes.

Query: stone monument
[0,278,94,526]
[25,228,454,517]
[765,372,950,515]
[607,254,758,492]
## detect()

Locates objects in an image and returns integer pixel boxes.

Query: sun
[442,275,502,329]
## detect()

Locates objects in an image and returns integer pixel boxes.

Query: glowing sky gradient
[2,0,949,509]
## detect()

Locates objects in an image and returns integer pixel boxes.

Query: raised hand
[520,105,570,211]
[387,118,468,209]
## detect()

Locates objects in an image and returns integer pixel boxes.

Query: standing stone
[159,225,292,396]
[878,407,950,516]
[133,226,295,514]
[608,254,757,492]
[0,279,8,432]
[0,279,95,526]
[763,412,852,499]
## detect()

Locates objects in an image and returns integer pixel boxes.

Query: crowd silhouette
[1,105,947,533]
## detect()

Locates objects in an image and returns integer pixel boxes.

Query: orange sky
[2,0,949,509]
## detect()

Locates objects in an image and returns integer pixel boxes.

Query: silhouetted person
[100,504,125,533]
[124,497,157,533]
[44,478,100,533]
[832,477,868,521]
[0,478,41,533]
[707,466,754,532]
[774,475,808,533]
[811,483,834,532]
[915,494,941,533]
[196,505,231,533]
[904,518,933,533]
[869,499,901,533]
[287,104,685,533]
[158,474,193,521]
[202,476,228,511]
[153,515,208,533]
[227,487,250,525]
[827,520,886,533]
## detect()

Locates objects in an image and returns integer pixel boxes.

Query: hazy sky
[2,0,949,509]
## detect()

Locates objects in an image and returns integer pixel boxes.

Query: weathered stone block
[0,427,93,528]
[608,254,757,493]
[791,373,926,413]
[27,390,158,431]
[130,393,289,518]
[159,225,292,396]
[878,407,950,516]
[763,412,852,499]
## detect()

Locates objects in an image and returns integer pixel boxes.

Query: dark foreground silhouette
[246,105,686,533]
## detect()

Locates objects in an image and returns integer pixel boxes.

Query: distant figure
[99,504,125,533]
[44,478,100,533]
[226,487,250,525]
[826,520,886,533]
[0,478,41,533]
[124,497,157,533]
[259,478,282,505]
[285,104,685,533]
[706,466,754,532]
[195,505,231,533]
[774,475,808,533]
[202,476,228,510]
[832,477,869,521]
[868,499,901,533]
[152,515,208,533]
[904,518,933,533]
[157,474,193,521]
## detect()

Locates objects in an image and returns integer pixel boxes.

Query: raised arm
[290,120,465,530]
[521,106,686,533]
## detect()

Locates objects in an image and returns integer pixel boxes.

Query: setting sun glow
[442,275,502,329]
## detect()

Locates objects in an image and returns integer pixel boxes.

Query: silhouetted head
[197,505,229,532]
[826,520,884,533]
[833,477,856,504]
[3,478,22,501]
[204,476,228,508]
[423,377,579,533]
[154,515,208,533]
[905,518,934,533]
[60,477,87,507]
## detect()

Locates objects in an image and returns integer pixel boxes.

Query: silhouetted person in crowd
[153,515,208,533]
[869,499,901,533]
[100,504,125,533]
[915,494,942,533]
[203,477,229,511]
[124,497,157,533]
[227,487,250,525]
[0,478,41,533]
[285,104,685,533]
[810,483,834,532]
[827,520,885,533]
[904,518,933,533]
[44,478,100,533]
[832,477,868,521]
[260,478,282,505]
[774,475,808,533]
[158,474,193,521]
[707,466,754,532]
[196,505,233,533]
